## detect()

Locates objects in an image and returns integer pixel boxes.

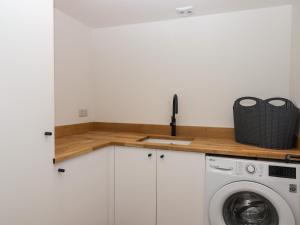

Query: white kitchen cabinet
[115,146,157,225]
[114,146,205,225]
[157,150,205,225]
[0,1,55,225]
[54,146,114,225]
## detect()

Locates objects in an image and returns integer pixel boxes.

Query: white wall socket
[78,109,88,117]
[176,6,193,17]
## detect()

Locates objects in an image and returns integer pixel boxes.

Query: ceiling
[54,0,292,28]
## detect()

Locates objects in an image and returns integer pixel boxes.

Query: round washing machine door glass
[209,181,295,225]
[223,191,278,225]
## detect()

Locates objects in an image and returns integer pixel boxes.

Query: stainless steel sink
[141,137,192,146]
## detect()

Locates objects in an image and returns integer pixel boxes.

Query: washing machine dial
[246,164,256,174]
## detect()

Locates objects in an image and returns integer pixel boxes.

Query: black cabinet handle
[44,132,53,136]
[160,154,165,159]
[58,168,65,173]
[148,153,152,158]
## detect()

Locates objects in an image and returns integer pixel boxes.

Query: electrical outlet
[176,6,193,17]
[78,109,88,117]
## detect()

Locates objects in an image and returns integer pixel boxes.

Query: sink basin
[141,137,192,146]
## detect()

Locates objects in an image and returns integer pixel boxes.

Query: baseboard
[92,122,234,139]
[55,122,94,138]
[55,122,234,139]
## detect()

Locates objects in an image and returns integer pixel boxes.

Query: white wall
[0,1,55,224]
[291,1,300,106]
[54,9,94,126]
[92,6,292,127]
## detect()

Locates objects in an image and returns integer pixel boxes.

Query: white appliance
[205,156,300,225]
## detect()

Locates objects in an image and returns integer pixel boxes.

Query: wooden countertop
[55,131,300,163]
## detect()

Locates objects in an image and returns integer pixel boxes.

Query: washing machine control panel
[207,156,298,180]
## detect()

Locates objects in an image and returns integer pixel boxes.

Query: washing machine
[205,156,300,225]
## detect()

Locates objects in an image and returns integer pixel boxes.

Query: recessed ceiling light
[176,6,193,17]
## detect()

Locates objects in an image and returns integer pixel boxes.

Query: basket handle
[265,97,289,107]
[235,97,261,107]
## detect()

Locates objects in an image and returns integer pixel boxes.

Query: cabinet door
[0,1,55,225]
[157,151,205,225]
[115,146,156,225]
[54,146,114,225]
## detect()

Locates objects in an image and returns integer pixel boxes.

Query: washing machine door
[209,181,295,225]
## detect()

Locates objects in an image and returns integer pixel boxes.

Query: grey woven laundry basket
[233,97,299,149]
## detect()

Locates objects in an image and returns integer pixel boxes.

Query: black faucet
[170,94,178,136]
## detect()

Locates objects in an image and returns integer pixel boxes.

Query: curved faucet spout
[173,94,178,117]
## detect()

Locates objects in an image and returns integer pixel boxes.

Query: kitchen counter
[55,131,300,163]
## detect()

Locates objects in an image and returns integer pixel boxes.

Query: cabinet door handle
[160,154,165,159]
[58,168,65,173]
[44,132,53,136]
[148,153,152,158]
